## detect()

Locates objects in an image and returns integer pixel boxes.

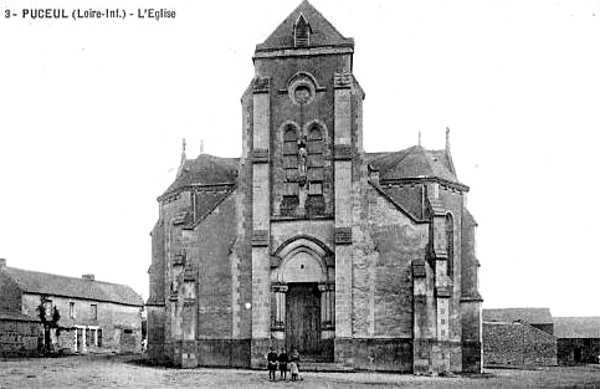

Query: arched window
[283,126,298,182]
[307,126,324,190]
[306,125,325,216]
[282,125,299,216]
[294,14,311,47]
[446,214,454,279]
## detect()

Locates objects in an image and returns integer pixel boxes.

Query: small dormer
[294,14,311,47]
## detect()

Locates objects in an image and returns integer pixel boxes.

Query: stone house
[0,259,144,355]
[554,317,600,364]
[147,1,483,374]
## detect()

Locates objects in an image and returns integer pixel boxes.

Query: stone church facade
[147,1,483,374]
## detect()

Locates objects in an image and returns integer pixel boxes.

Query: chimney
[0,258,5,268]
[82,274,95,281]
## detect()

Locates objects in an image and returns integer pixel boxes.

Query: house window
[86,329,92,347]
[97,329,103,347]
[44,299,53,317]
[446,214,454,278]
[69,302,76,319]
[90,304,98,320]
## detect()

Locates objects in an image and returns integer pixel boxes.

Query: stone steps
[296,362,355,372]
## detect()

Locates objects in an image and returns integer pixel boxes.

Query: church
[147,1,483,374]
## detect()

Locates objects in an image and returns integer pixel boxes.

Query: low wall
[0,318,43,357]
[483,322,557,366]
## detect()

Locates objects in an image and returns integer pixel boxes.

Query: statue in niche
[298,137,307,187]
[294,85,311,104]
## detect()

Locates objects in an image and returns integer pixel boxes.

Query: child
[267,346,278,381]
[278,348,289,380]
[289,348,300,381]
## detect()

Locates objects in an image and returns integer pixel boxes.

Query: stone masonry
[147,1,482,374]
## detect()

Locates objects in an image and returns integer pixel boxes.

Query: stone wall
[483,322,557,366]
[0,318,43,357]
[360,185,428,338]
[193,194,237,338]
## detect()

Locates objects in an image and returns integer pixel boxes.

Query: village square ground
[1,355,600,389]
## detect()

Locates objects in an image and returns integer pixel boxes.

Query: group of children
[267,347,300,381]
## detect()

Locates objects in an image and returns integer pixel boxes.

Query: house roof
[160,154,238,199]
[2,267,144,307]
[554,317,600,339]
[483,308,553,325]
[367,146,462,185]
[256,0,354,52]
[0,309,40,322]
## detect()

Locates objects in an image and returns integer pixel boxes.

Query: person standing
[267,346,278,381]
[289,348,300,381]
[278,348,289,380]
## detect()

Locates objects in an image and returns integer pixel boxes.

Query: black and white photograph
[1,1,600,387]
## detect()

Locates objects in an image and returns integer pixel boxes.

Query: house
[146,1,483,374]
[0,258,144,355]
[482,308,557,366]
[554,317,600,364]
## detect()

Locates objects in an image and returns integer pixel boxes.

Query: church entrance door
[286,283,321,357]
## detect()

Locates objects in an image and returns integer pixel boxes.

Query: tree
[36,295,62,353]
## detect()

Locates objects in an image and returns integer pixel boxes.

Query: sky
[1,0,599,317]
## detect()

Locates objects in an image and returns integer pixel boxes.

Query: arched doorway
[271,237,335,360]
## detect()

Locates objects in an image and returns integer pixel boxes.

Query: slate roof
[160,154,238,199]
[0,309,40,322]
[367,146,461,185]
[2,267,144,307]
[365,146,464,221]
[256,0,354,51]
[554,317,600,339]
[483,308,553,325]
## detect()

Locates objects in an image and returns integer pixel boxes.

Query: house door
[286,283,321,356]
[76,328,83,353]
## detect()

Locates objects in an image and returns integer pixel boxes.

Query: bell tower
[241,0,364,367]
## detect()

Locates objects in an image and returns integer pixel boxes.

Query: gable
[256,0,354,51]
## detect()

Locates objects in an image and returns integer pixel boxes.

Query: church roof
[483,308,553,325]
[2,267,144,307]
[256,0,354,52]
[367,146,461,185]
[554,317,600,339]
[161,154,238,199]
[364,146,466,222]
